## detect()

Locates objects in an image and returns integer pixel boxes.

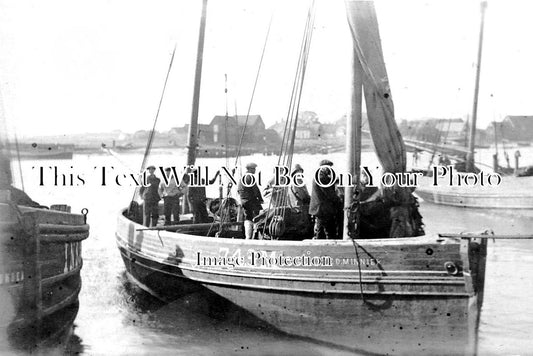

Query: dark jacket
[237,175,263,209]
[309,169,341,218]
[289,184,310,207]
[140,175,161,204]
[188,186,206,203]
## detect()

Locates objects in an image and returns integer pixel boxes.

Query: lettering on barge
[195,248,380,268]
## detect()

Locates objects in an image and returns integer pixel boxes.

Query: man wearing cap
[309,160,342,239]
[139,165,161,227]
[159,167,184,226]
[237,162,263,239]
[288,164,310,212]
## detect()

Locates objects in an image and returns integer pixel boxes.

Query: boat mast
[343,46,363,240]
[466,1,487,172]
[0,91,13,188]
[186,0,208,167]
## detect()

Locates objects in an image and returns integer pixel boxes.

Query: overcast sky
[1,0,532,138]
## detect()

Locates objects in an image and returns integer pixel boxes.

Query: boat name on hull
[195,249,380,268]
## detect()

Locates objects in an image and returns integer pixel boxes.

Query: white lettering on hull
[64,241,82,273]
[0,270,25,285]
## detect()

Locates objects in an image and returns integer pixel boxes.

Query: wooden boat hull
[116,210,487,355]
[0,204,89,350]
[415,176,533,209]
[9,146,73,160]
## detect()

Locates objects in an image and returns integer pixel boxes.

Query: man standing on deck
[288,164,310,213]
[140,165,160,227]
[412,149,419,165]
[238,162,263,239]
[159,167,184,226]
[309,160,342,239]
[187,168,209,224]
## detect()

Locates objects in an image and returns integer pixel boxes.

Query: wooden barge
[0,202,89,351]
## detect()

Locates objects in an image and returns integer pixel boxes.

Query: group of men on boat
[138,158,395,240]
[139,165,213,228]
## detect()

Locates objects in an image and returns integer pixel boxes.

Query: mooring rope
[350,238,367,303]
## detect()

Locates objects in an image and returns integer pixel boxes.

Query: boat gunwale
[117,207,456,248]
[118,247,473,297]
[415,190,533,209]
[116,240,463,280]
[416,188,533,199]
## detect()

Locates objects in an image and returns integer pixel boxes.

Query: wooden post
[466,1,487,172]
[343,45,363,240]
[492,121,498,171]
[186,0,208,167]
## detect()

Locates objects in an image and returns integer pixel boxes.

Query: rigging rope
[233,14,273,165]
[278,1,315,208]
[13,133,24,191]
[213,12,274,236]
[350,238,367,303]
[129,44,177,208]
[224,74,230,168]
[427,121,447,170]
[262,0,316,236]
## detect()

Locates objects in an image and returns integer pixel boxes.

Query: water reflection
[3,302,83,355]
[116,272,356,356]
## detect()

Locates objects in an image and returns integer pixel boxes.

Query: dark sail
[345,1,423,237]
[345,0,406,173]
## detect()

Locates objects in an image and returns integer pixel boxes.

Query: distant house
[298,111,321,139]
[435,118,466,143]
[201,115,271,146]
[268,121,287,138]
[434,118,464,134]
[236,115,265,132]
[499,116,533,142]
[269,111,321,140]
[295,128,313,140]
[196,124,211,141]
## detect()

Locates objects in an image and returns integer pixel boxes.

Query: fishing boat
[415,176,533,210]
[9,143,74,160]
[0,95,89,350]
[116,1,488,354]
[415,2,533,211]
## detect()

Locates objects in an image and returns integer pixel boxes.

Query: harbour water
[5,148,533,355]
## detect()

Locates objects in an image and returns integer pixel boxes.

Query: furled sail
[344,0,406,173]
[344,1,423,238]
